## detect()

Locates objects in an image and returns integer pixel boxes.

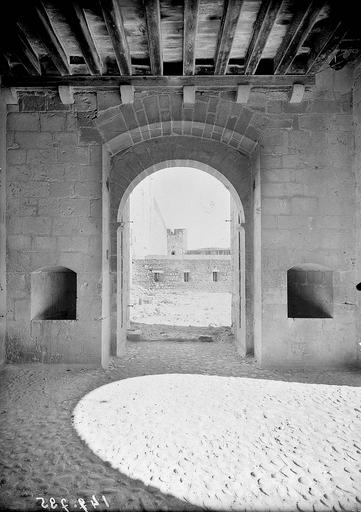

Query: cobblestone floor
[1,333,361,511]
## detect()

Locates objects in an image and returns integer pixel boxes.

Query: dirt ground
[127,322,232,342]
[1,332,361,511]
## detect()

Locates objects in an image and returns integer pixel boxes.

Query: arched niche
[287,263,333,319]
[31,266,77,320]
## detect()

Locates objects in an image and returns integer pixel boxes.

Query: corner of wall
[352,60,361,366]
[0,89,7,366]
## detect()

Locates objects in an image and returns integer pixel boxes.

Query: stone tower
[167,229,187,256]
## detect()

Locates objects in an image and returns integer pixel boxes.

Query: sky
[131,167,231,251]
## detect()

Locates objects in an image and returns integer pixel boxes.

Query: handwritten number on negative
[90,495,99,508]
[60,499,69,512]
[78,498,88,512]
[36,498,49,509]
[49,497,58,509]
[36,497,109,510]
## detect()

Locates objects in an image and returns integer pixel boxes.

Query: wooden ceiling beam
[183,0,199,76]
[144,0,163,76]
[214,0,244,75]
[63,2,103,75]
[34,1,71,76]
[306,20,348,73]
[274,0,324,75]
[3,74,316,89]
[12,26,41,76]
[244,0,283,75]
[99,0,132,75]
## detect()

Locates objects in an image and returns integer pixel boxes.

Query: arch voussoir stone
[96,94,270,157]
[110,137,252,223]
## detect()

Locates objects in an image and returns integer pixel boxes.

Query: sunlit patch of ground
[74,374,361,511]
[130,289,232,327]
[2,333,361,511]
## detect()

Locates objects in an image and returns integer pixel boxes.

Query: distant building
[167,228,187,256]
[133,228,231,293]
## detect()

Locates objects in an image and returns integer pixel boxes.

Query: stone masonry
[6,92,102,363]
[133,256,232,293]
[1,63,360,368]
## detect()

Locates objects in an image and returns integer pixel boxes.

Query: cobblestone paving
[74,374,361,512]
[1,333,361,511]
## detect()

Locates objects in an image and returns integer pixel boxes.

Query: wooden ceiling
[0,0,360,86]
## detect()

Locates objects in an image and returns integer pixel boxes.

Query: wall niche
[31,266,77,320]
[287,264,333,319]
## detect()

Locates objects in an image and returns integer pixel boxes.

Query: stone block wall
[2,61,361,367]
[354,62,361,365]
[0,92,7,365]
[260,65,358,368]
[132,256,232,293]
[6,92,102,364]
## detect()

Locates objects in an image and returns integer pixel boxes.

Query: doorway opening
[118,165,245,346]
[116,160,246,357]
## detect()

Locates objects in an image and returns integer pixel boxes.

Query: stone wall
[105,65,358,367]
[354,62,361,366]
[0,91,6,365]
[132,256,231,293]
[6,92,102,364]
[260,65,357,368]
[3,61,361,367]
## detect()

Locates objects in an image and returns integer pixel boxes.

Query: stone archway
[117,161,245,357]
[101,136,261,367]
[95,94,269,158]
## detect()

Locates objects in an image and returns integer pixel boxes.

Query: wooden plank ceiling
[0,0,360,85]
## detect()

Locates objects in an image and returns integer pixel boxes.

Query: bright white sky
[133,167,230,250]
